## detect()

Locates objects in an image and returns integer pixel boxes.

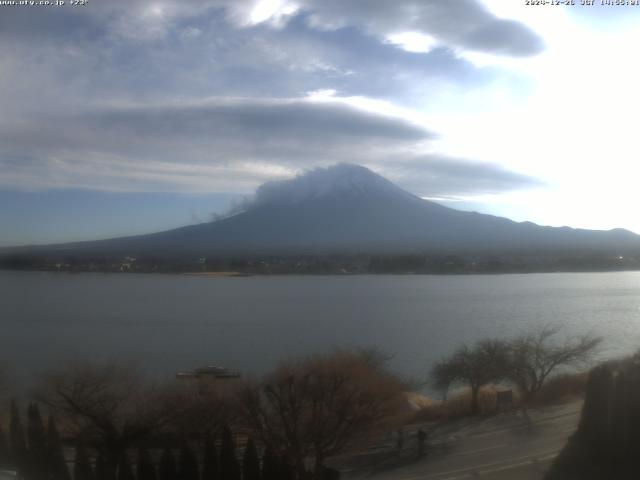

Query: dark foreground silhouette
[546,353,640,479]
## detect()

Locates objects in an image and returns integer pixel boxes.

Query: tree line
[0,350,405,480]
[0,403,303,480]
[0,330,602,479]
[430,326,602,413]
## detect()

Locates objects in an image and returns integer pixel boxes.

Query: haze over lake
[2,270,640,387]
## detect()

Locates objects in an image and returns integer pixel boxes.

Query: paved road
[341,401,582,480]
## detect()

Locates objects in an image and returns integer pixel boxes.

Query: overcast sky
[2,0,639,245]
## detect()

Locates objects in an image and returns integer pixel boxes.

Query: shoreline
[182,271,252,277]
[2,268,640,276]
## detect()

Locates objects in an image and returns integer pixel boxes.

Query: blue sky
[1,0,640,245]
[0,190,239,246]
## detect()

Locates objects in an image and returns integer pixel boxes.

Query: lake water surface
[2,270,640,386]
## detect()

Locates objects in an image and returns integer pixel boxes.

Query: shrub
[534,372,588,406]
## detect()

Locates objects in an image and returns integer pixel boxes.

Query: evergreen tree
[219,426,240,480]
[73,443,95,480]
[260,447,279,480]
[47,415,71,480]
[277,455,293,480]
[178,444,199,480]
[0,425,10,468]
[27,403,48,478]
[116,452,135,480]
[158,448,177,480]
[9,400,27,472]
[241,439,260,480]
[95,451,110,480]
[137,448,157,480]
[323,467,340,480]
[201,437,219,480]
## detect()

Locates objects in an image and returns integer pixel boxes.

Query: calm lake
[2,270,640,387]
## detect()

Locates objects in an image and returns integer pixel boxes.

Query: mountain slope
[8,164,640,257]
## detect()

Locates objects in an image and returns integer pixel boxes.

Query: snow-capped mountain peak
[252,163,416,207]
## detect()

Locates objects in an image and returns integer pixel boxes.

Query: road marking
[397,450,560,480]
[463,411,580,440]
[477,453,558,476]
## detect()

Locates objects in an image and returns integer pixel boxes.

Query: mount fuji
[8,164,640,257]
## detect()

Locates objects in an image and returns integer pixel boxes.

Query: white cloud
[247,0,299,26]
[385,32,438,54]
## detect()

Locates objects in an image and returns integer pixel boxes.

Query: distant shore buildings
[176,365,241,394]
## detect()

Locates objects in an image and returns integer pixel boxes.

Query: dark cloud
[0,0,540,117]
[0,0,543,198]
[380,156,543,197]
[463,19,544,57]
[0,8,103,40]
[0,0,544,58]
[92,99,434,141]
[269,15,503,101]
[300,0,544,57]
[0,98,433,155]
[0,97,543,198]
[0,98,434,192]
[0,6,507,107]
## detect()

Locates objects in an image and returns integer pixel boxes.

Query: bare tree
[169,382,240,444]
[506,326,602,404]
[430,357,460,402]
[430,339,509,414]
[36,362,182,480]
[238,350,406,480]
[355,347,394,370]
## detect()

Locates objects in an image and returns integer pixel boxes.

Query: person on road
[417,428,428,458]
